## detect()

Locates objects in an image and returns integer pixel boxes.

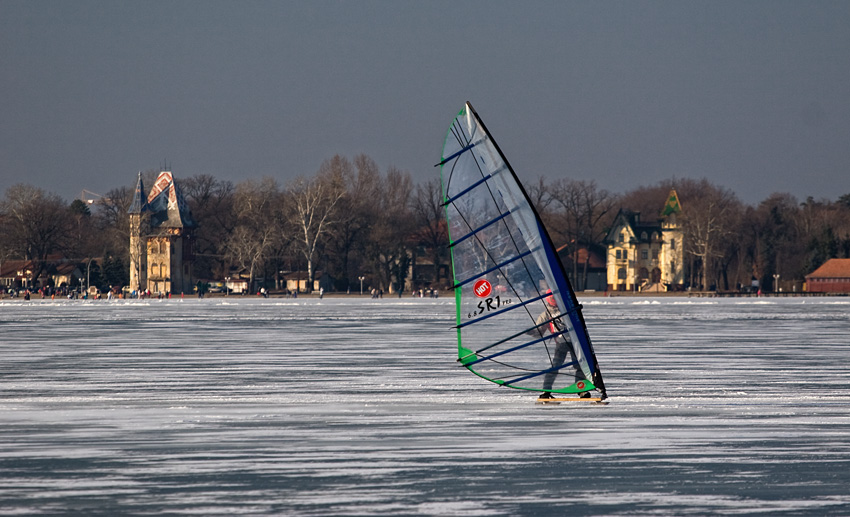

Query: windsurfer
[533,291,589,400]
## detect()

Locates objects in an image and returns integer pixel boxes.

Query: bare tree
[224,178,280,292]
[0,184,72,286]
[325,154,381,290]
[748,193,801,290]
[548,178,581,275]
[550,179,617,290]
[224,225,275,290]
[411,178,449,287]
[575,181,618,289]
[680,180,742,290]
[181,174,236,279]
[525,175,556,214]
[97,186,133,235]
[96,185,145,291]
[618,182,676,218]
[286,157,348,291]
[367,166,414,293]
[798,196,850,262]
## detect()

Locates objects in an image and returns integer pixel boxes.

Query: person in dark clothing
[532,291,589,399]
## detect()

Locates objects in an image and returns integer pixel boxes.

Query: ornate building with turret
[128,171,196,295]
[604,189,684,292]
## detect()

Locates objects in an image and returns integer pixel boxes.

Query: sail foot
[550,379,597,395]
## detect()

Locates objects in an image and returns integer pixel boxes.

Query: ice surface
[1,296,849,515]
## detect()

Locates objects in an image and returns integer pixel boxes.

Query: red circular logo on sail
[473,279,492,298]
[577,381,586,390]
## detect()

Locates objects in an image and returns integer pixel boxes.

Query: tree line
[537,178,850,292]
[2,154,849,293]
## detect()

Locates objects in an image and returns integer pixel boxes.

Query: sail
[438,102,607,397]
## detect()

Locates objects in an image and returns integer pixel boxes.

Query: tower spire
[128,171,148,214]
[661,188,682,217]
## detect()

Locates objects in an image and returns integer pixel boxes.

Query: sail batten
[439,102,607,399]
[437,142,477,167]
[442,164,509,206]
[461,314,567,359]
[449,210,513,248]
[462,329,572,367]
[503,360,580,386]
[452,249,535,288]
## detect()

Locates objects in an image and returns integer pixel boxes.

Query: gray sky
[2,0,849,205]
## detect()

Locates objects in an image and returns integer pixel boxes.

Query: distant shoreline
[1,290,845,301]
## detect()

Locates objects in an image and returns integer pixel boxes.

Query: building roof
[0,259,32,278]
[605,209,663,244]
[1,258,85,279]
[806,258,850,279]
[557,245,606,269]
[661,189,682,217]
[128,172,148,214]
[283,270,328,281]
[52,262,79,275]
[146,171,196,229]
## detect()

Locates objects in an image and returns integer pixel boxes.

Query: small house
[283,271,334,293]
[805,258,850,294]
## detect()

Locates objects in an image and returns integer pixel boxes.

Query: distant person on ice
[531,290,588,400]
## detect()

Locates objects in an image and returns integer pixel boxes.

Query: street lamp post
[86,258,93,293]
[225,277,230,297]
[773,273,780,293]
[359,276,365,296]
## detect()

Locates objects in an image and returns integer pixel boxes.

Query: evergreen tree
[102,254,128,289]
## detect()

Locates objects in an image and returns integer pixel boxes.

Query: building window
[652,249,659,260]
[641,249,648,260]
[671,238,676,250]
[616,249,621,259]
[619,232,625,243]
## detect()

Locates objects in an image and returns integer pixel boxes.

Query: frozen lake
[1,296,849,515]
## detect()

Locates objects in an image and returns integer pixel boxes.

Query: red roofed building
[805,259,850,294]
[128,170,196,295]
